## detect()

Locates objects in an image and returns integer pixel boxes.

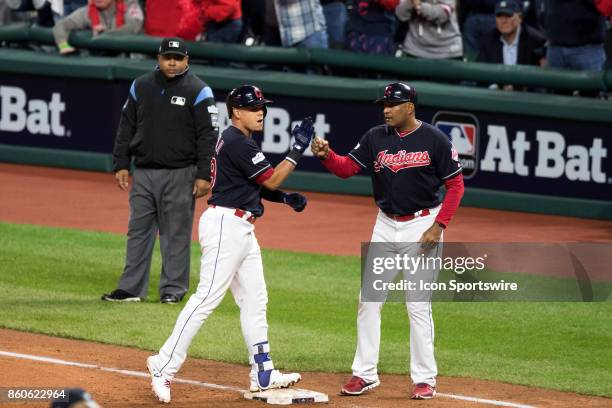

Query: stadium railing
[0,23,609,94]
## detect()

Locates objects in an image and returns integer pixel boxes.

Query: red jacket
[202,0,242,30]
[145,0,203,40]
[596,0,612,17]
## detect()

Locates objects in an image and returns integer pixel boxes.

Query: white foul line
[0,350,536,407]
[437,393,536,408]
[0,350,246,393]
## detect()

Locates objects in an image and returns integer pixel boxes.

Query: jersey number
[210,158,217,189]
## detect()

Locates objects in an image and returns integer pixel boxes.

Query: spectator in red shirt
[53,0,143,55]
[144,0,202,41]
[202,0,243,43]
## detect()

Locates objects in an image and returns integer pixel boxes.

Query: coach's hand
[193,179,211,198]
[291,117,315,152]
[115,169,130,191]
[311,137,330,160]
[283,192,307,212]
[418,222,444,249]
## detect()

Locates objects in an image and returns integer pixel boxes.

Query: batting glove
[283,192,307,212]
[286,117,314,164]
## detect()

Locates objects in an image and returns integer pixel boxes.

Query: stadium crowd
[1,0,611,75]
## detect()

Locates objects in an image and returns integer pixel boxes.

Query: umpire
[102,37,219,304]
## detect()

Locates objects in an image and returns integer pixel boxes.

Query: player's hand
[283,192,307,212]
[193,178,211,198]
[311,137,330,160]
[418,222,444,249]
[291,117,314,153]
[115,169,130,191]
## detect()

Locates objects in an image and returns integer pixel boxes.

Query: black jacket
[113,67,219,180]
[540,0,605,47]
[347,0,396,37]
[477,25,546,66]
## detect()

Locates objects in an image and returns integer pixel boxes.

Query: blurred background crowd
[1,0,611,74]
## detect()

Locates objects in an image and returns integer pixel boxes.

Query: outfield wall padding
[1,144,610,220]
[0,49,610,220]
[0,49,611,123]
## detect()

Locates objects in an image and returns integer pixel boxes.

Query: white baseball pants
[352,207,441,387]
[154,206,269,379]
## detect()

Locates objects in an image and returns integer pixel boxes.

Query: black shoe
[101,289,141,302]
[160,294,180,304]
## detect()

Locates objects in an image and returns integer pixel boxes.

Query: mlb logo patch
[433,111,480,179]
[171,96,186,106]
[169,41,180,48]
[436,122,476,155]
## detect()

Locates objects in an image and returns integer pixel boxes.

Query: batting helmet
[226,85,273,118]
[375,82,417,105]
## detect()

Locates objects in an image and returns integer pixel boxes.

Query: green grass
[0,223,610,397]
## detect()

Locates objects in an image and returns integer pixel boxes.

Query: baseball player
[146,85,314,403]
[311,82,464,400]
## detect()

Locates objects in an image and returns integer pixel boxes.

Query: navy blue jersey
[349,122,462,215]
[207,126,272,217]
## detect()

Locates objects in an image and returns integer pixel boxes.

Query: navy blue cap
[495,0,521,15]
[375,82,418,106]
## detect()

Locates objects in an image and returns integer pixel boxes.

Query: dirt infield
[1,329,611,408]
[1,164,611,256]
[1,163,612,407]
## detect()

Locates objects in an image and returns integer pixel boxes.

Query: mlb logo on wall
[433,111,480,178]
[171,96,186,106]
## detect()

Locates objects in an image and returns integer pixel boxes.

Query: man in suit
[477,0,546,67]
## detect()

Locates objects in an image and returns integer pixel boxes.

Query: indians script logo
[433,111,480,178]
[374,150,431,173]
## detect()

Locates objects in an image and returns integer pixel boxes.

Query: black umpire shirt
[112,67,219,181]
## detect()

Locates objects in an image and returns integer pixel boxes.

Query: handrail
[1,48,611,123]
[0,23,609,92]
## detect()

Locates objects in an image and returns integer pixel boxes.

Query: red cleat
[411,383,436,399]
[341,376,380,395]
